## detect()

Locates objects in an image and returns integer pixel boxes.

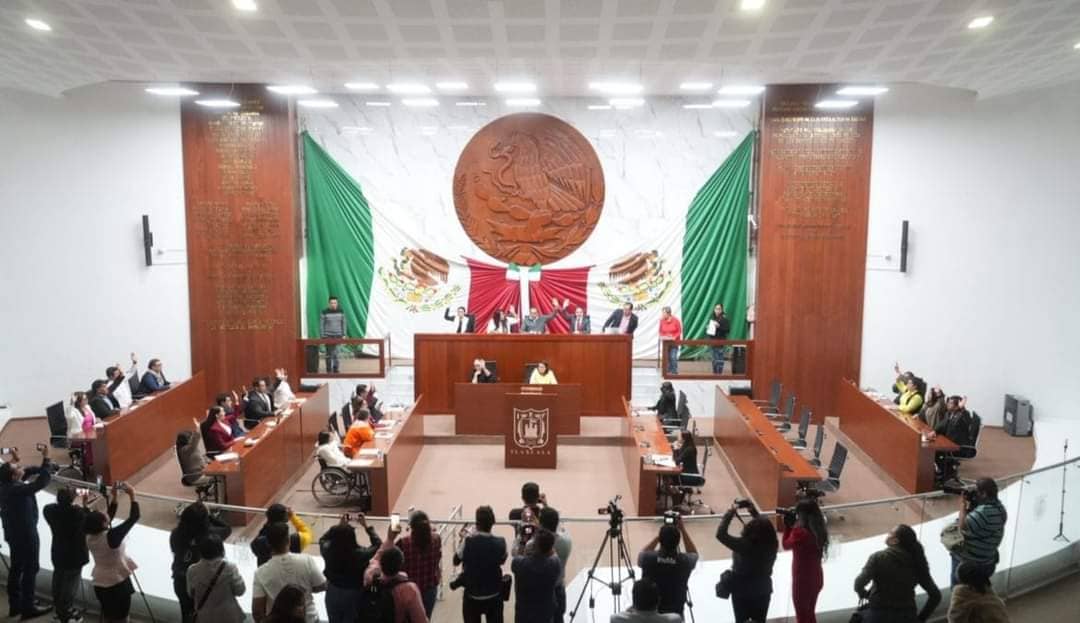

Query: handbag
[940,521,965,552]
[191,561,227,623]
[500,574,513,601]
[714,569,734,599]
[848,598,869,623]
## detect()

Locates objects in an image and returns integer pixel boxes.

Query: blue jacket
[139,370,170,394]
[0,461,51,539]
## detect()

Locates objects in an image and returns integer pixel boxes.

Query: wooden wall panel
[753,84,873,422]
[181,84,300,402]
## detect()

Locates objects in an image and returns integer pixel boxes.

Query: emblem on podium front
[513,408,549,450]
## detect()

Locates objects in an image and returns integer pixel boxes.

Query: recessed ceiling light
[455,101,486,107]
[365,101,391,107]
[267,85,316,95]
[968,16,994,29]
[1074,41,1080,50]
[712,99,751,108]
[298,99,338,108]
[610,98,644,109]
[717,85,765,95]
[436,81,468,90]
[714,130,739,138]
[25,18,51,31]
[494,81,536,94]
[145,86,199,96]
[680,82,714,91]
[815,99,859,109]
[344,82,379,90]
[387,83,431,94]
[836,86,889,96]
[683,103,715,109]
[233,0,257,11]
[195,99,240,108]
[589,81,643,95]
[740,0,766,10]
[401,98,439,107]
[587,104,612,110]
[506,98,541,107]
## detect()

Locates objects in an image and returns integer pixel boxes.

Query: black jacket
[706,314,731,339]
[445,308,476,333]
[170,518,233,579]
[43,501,88,568]
[244,391,275,424]
[935,409,973,446]
[854,545,941,620]
[89,394,117,419]
[602,309,639,335]
[0,461,51,539]
[319,525,382,590]
[456,531,508,598]
[716,508,777,597]
[251,523,303,567]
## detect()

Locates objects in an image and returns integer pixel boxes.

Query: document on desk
[214,452,239,462]
[357,448,380,456]
[375,431,394,439]
[650,454,677,468]
[349,459,374,468]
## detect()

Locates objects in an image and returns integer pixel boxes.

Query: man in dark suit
[602,302,639,335]
[244,378,276,428]
[139,358,170,394]
[88,380,119,419]
[444,306,476,333]
[556,298,591,334]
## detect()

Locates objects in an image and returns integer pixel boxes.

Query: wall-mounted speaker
[899,219,909,273]
[142,214,154,267]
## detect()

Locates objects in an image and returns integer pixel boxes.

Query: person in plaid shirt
[396,510,442,618]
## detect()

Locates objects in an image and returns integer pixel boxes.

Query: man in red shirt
[659,306,682,375]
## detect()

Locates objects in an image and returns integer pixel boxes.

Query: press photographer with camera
[319,513,382,623]
[780,501,829,623]
[0,443,53,619]
[637,512,698,617]
[452,505,508,623]
[509,482,546,555]
[951,478,1006,585]
[854,524,940,623]
[715,499,778,623]
[512,529,561,623]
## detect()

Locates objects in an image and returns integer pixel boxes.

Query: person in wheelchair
[316,431,371,472]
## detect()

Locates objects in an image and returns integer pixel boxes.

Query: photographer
[44,486,91,623]
[509,482,545,555]
[637,516,698,617]
[319,513,382,623]
[854,524,940,623]
[511,529,561,623]
[85,482,141,623]
[0,443,53,620]
[781,501,829,623]
[715,500,778,623]
[453,505,507,623]
[953,478,1006,585]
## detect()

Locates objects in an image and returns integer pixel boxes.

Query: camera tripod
[569,498,636,621]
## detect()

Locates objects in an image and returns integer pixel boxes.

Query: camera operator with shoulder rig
[637,512,698,617]
[952,478,1007,586]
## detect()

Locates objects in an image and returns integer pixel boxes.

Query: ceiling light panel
[968,16,994,29]
[494,81,537,93]
[387,83,431,94]
[836,86,889,96]
[25,18,51,31]
[815,99,858,109]
[345,82,379,90]
[589,81,643,95]
[267,85,317,95]
[680,82,714,91]
[146,86,199,96]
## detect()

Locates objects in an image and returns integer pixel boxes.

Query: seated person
[215,392,245,437]
[487,308,518,333]
[249,503,313,566]
[672,431,699,481]
[556,298,591,334]
[315,431,370,472]
[648,382,678,423]
[139,358,171,394]
[919,386,947,429]
[528,361,558,385]
[176,428,210,486]
[106,352,138,409]
[342,409,375,457]
[610,578,682,623]
[470,358,497,383]
[89,379,120,420]
[244,377,276,428]
[200,406,235,454]
[67,392,97,437]
[897,376,925,415]
[929,396,974,482]
[891,362,914,403]
[272,368,296,405]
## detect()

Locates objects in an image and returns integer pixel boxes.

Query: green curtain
[303,131,374,337]
[681,131,754,344]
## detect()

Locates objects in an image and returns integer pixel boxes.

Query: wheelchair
[310,458,372,510]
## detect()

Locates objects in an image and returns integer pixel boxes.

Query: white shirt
[487,316,519,333]
[316,443,350,468]
[273,379,295,406]
[67,407,86,437]
[253,553,325,623]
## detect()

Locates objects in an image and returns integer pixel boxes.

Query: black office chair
[485,360,498,380]
[763,395,796,427]
[789,408,812,449]
[752,379,783,411]
[327,411,341,438]
[806,424,826,467]
[940,412,983,485]
[676,444,711,514]
[813,443,848,493]
[955,412,983,460]
[523,363,538,383]
[45,401,87,480]
[773,399,800,433]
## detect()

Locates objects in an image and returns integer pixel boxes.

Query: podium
[504,389,570,469]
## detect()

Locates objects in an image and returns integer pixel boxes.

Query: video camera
[943,482,979,508]
[663,510,680,526]
[777,506,797,527]
[598,495,625,533]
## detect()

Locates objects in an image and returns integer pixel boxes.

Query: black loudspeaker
[142,214,154,266]
[899,219,909,273]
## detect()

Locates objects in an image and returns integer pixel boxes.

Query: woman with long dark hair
[649,381,677,423]
[673,430,699,478]
[85,483,140,623]
[199,406,233,454]
[320,513,382,623]
[170,502,232,622]
[706,303,730,374]
[783,501,829,623]
[716,501,779,623]
[947,562,1008,623]
[487,308,518,334]
[854,524,941,622]
[396,510,442,618]
[264,584,307,623]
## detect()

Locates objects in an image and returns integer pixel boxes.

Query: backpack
[359,575,409,623]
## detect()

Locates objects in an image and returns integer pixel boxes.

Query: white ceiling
[2,0,1080,98]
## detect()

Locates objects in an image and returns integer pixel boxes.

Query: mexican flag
[302,131,753,359]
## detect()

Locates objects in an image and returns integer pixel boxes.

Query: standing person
[512,529,561,623]
[602,302,639,335]
[44,486,90,623]
[320,296,347,373]
[396,510,442,619]
[556,298,591,334]
[85,483,141,623]
[947,562,1009,623]
[364,538,429,623]
[951,478,1007,583]
[610,579,682,623]
[187,534,246,623]
[454,505,507,623]
[715,501,778,623]
[705,304,730,374]
[0,444,52,620]
[252,523,327,623]
[170,502,232,622]
[782,501,829,623]
[637,519,698,617]
[521,307,558,334]
[538,507,572,623]
[320,513,382,623]
[487,308,518,334]
[139,358,170,394]
[658,307,682,375]
[251,504,314,567]
[106,352,138,409]
[854,524,941,623]
[445,306,477,334]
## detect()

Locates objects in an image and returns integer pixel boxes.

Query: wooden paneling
[713,387,821,510]
[369,397,425,516]
[181,84,300,404]
[621,398,680,516]
[414,334,631,416]
[296,384,331,452]
[453,383,581,435]
[836,379,958,493]
[74,373,206,483]
[752,84,874,422]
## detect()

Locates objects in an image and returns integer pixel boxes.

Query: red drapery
[465,258,520,334]
[464,259,591,334]
[528,265,590,334]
